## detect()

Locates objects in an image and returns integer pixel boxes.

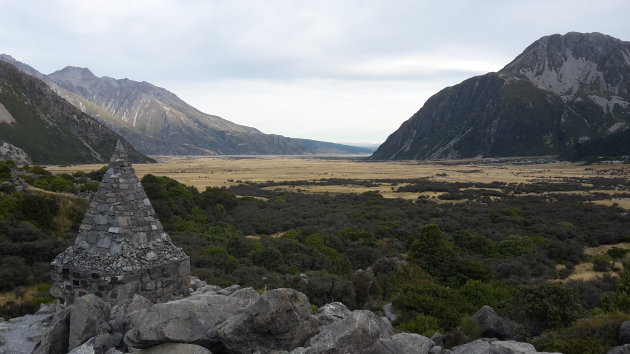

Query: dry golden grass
[263,184,457,202]
[584,243,630,257]
[0,285,39,306]
[593,198,630,210]
[558,243,630,282]
[559,261,624,282]
[47,157,629,191]
[47,158,629,208]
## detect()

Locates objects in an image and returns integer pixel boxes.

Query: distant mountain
[0,61,152,164]
[371,32,630,160]
[0,55,372,156]
[292,139,375,154]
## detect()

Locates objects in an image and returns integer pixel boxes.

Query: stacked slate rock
[50,141,190,306]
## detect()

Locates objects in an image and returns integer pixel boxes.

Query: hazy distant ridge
[0,54,372,156]
[0,61,151,164]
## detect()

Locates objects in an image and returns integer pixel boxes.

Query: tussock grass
[46,157,628,191]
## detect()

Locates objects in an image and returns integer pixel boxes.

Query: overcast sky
[2,0,630,144]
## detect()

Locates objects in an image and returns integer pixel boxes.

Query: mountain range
[0,55,372,157]
[0,61,151,164]
[371,32,630,160]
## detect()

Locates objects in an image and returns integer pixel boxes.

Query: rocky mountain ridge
[0,55,372,156]
[371,32,630,160]
[0,61,151,164]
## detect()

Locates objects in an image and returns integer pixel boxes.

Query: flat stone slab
[0,312,52,354]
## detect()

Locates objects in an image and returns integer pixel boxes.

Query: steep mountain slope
[371,32,630,160]
[0,61,152,164]
[0,55,372,156]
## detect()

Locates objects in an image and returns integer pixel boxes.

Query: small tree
[512,283,584,335]
[602,267,630,312]
[408,224,456,279]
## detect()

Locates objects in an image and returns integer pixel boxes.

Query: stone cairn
[50,141,190,305]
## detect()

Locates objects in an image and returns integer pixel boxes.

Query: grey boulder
[217,288,319,353]
[368,332,434,354]
[33,306,72,354]
[68,337,96,354]
[110,294,153,335]
[313,302,351,326]
[292,308,394,354]
[471,306,515,340]
[449,338,561,354]
[69,294,111,351]
[136,342,214,354]
[125,288,259,349]
[620,321,630,345]
[610,344,630,354]
[430,332,444,346]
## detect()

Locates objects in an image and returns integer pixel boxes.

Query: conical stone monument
[50,141,190,305]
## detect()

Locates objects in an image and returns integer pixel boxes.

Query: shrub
[592,257,611,272]
[395,281,475,329]
[251,247,285,272]
[409,224,457,279]
[0,161,11,181]
[79,181,99,192]
[512,283,585,335]
[397,314,442,336]
[607,247,630,259]
[459,315,483,339]
[533,312,630,354]
[458,279,513,311]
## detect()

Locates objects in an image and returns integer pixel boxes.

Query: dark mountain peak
[503,32,627,68]
[49,66,98,84]
[500,32,630,97]
[371,32,630,161]
[0,54,16,62]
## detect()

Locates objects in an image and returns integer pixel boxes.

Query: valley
[49,155,628,191]
[0,27,629,353]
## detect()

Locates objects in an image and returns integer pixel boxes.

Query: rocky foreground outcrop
[1,278,561,354]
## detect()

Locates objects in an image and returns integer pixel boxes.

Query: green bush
[25,165,50,176]
[458,279,513,310]
[497,235,535,257]
[512,283,585,335]
[251,247,285,272]
[79,181,99,192]
[409,224,457,279]
[397,314,442,336]
[0,161,11,181]
[592,257,611,272]
[533,312,630,354]
[459,315,483,339]
[453,230,497,257]
[30,174,76,192]
[607,247,630,259]
[395,281,475,329]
